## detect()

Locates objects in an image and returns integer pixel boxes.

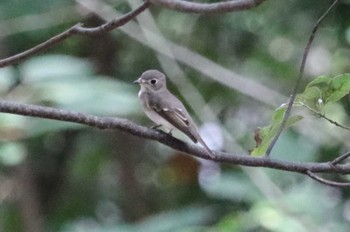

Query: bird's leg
[151,124,162,129]
[151,125,174,137]
[152,126,174,137]
[151,124,169,135]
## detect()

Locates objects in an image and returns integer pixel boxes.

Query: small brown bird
[134,70,215,158]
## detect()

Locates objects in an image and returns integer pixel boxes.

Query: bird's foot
[151,124,162,130]
[151,125,173,137]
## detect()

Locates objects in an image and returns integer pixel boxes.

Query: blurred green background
[1,0,350,231]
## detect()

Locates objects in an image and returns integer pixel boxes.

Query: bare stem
[301,103,350,131]
[331,152,350,165]
[265,0,340,157]
[307,170,350,188]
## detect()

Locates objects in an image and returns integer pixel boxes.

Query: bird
[134,69,215,158]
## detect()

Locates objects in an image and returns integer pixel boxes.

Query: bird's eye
[150,79,157,85]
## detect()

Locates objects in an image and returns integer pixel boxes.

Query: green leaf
[298,74,350,109]
[325,74,350,103]
[251,105,303,156]
[297,76,330,110]
[305,75,331,88]
[298,86,322,102]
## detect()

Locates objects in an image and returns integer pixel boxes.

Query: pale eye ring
[150,79,157,85]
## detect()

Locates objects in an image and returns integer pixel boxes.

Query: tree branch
[331,152,350,165]
[0,1,150,68]
[148,0,266,14]
[301,103,350,131]
[1,100,350,178]
[0,0,348,188]
[0,0,266,68]
[265,0,340,157]
[306,170,350,188]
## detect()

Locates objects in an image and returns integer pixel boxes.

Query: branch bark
[1,100,349,178]
[0,0,348,188]
[0,0,267,68]
[149,0,266,14]
[306,170,350,188]
[0,1,150,68]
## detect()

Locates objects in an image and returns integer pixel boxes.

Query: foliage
[252,73,350,156]
[0,0,350,232]
[298,74,350,109]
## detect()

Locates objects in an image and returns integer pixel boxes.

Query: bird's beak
[133,78,141,84]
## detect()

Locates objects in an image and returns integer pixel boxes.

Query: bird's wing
[152,106,198,143]
[155,106,215,158]
[164,107,189,126]
[149,96,215,158]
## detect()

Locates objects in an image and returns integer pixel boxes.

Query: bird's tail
[197,136,215,159]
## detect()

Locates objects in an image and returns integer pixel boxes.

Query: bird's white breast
[144,108,175,131]
[138,89,175,131]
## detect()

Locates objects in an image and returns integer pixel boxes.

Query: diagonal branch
[1,100,350,177]
[306,170,350,188]
[149,0,266,14]
[331,152,350,165]
[0,1,150,68]
[265,0,340,157]
[0,0,265,67]
[301,103,350,131]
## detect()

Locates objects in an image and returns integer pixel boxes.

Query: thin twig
[0,1,150,68]
[149,0,266,14]
[331,152,350,165]
[302,103,350,131]
[73,1,151,35]
[1,100,350,176]
[306,170,350,188]
[0,0,266,67]
[265,0,340,157]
